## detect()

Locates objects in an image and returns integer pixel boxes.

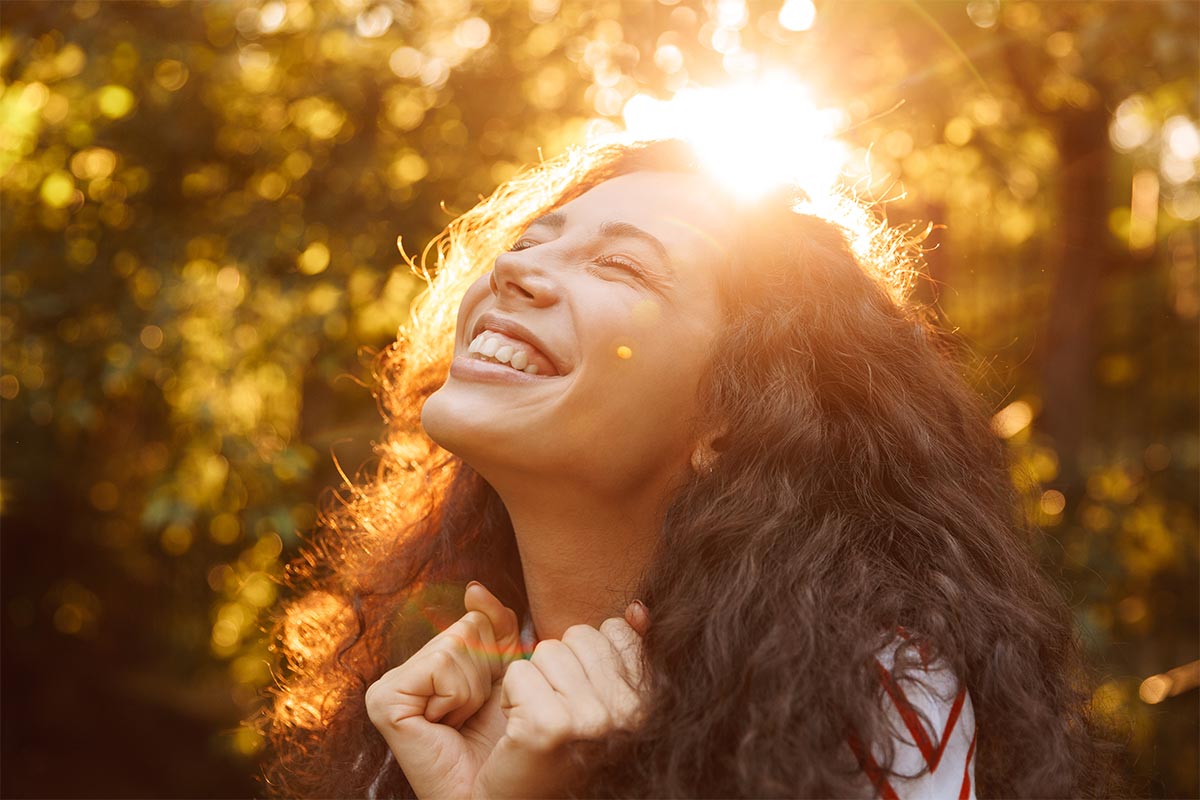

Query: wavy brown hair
[253,137,1127,798]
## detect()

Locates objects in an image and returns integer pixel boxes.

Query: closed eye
[508,239,652,284]
[591,253,650,280]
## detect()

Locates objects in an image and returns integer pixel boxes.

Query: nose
[489,246,560,307]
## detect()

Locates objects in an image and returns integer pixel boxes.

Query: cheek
[617,298,707,382]
[593,296,662,351]
[447,275,492,352]
[457,274,491,325]
[576,302,710,424]
[575,342,706,470]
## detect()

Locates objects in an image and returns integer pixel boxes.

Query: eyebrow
[527,210,676,277]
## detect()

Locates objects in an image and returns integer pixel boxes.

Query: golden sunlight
[281,591,355,667]
[614,73,850,202]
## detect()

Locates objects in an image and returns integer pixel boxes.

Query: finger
[406,606,491,663]
[464,581,524,670]
[500,658,572,750]
[598,616,645,689]
[573,620,645,725]
[420,647,475,726]
[444,634,499,729]
[450,609,502,701]
[527,638,597,703]
[477,662,583,800]
[541,631,627,738]
[560,624,625,691]
[500,658,557,712]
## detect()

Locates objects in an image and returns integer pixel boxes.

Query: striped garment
[520,614,977,799]
[849,635,978,799]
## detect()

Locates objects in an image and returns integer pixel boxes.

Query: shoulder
[848,636,977,800]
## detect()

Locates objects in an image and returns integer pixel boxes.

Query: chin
[419,385,469,454]
[420,383,512,463]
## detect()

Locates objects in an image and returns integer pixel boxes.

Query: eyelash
[508,239,650,282]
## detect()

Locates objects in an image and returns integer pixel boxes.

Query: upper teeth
[468,330,540,374]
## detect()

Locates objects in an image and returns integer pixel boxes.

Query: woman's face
[421,169,733,497]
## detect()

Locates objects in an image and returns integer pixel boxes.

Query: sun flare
[610,73,851,203]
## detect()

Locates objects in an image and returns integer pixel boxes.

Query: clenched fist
[365,581,523,799]
[472,602,650,799]
[366,582,650,799]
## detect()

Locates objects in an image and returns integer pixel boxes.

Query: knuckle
[364,685,399,727]
[531,639,561,659]
[437,632,467,652]
[599,617,627,637]
[502,658,529,684]
[363,682,382,713]
[527,713,572,751]
[462,609,489,631]
[563,623,593,641]
[430,648,457,668]
[577,703,613,737]
[508,720,560,754]
[611,693,643,727]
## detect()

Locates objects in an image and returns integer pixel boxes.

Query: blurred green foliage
[1,0,1196,796]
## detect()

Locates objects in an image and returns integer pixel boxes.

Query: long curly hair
[253,137,1127,798]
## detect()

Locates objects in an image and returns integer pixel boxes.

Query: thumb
[464,581,524,676]
[625,599,650,637]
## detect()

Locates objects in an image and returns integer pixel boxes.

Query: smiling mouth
[471,349,535,373]
[450,353,563,383]
[466,329,562,377]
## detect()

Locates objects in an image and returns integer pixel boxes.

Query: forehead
[550,171,734,280]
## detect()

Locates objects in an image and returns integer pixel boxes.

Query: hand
[365,581,523,799]
[471,600,651,799]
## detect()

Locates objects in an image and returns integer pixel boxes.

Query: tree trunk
[1039,105,1113,491]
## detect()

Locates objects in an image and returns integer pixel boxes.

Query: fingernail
[466,580,482,592]
[630,599,648,615]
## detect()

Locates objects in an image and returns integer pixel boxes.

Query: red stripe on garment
[958,730,977,799]
[874,660,968,772]
[893,626,934,669]
[932,685,967,771]
[846,729,900,800]
[874,660,935,764]
[916,639,935,668]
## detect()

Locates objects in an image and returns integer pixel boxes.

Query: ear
[690,422,730,474]
[709,423,730,452]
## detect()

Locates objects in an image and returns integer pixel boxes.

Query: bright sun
[607,72,851,203]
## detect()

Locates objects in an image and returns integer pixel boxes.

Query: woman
[255,138,1124,798]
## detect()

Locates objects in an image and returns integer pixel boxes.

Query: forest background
[1,0,1197,796]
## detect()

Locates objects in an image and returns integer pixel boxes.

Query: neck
[492,475,670,642]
